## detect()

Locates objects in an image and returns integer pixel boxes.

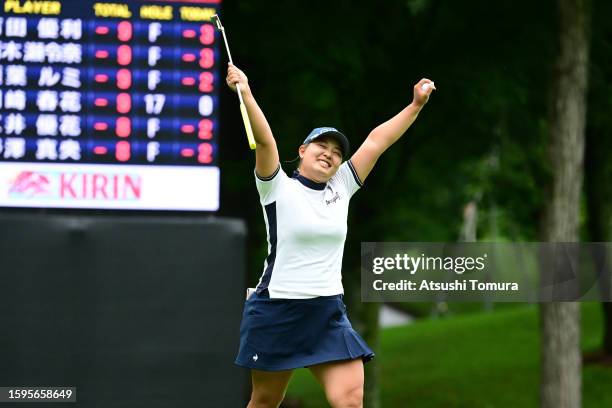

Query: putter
[212,14,256,150]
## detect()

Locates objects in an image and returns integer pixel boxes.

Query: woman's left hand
[412,78,436,107]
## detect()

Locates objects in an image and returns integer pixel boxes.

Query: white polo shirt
[254,160,363,299]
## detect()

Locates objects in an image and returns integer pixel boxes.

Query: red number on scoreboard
[117,45,132,65]
[198,119,213,140]
[116,93,132,113]
[199,72,213,92]
[199,24,214,45]
[117,21,133,42]
[117,69,132,89]
[116,141,131,162]
[198,143,213,163]
[199,48,214,69]
[116,117,131,137]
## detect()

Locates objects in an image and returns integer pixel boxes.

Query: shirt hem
[267,287,345,299]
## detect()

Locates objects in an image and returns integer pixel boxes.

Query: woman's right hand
[226,63,250,95]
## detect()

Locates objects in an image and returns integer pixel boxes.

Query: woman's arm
[226,63,280,178]
[350,78,436,183]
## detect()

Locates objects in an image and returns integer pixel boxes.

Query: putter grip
[240,103,257,150]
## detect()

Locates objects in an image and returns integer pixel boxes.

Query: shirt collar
[292,170,327,191]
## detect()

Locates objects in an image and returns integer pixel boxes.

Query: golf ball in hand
[421,82,434,91]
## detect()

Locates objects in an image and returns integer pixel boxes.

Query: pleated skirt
[235,290,375,371]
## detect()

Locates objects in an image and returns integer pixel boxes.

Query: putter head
[211,14,224,31]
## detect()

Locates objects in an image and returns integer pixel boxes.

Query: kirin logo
[9,171,52,197]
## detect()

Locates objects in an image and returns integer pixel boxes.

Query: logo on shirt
[252,354,259,362]
[325,191,341,205]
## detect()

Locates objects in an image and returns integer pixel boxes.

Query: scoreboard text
[0,0,221,210]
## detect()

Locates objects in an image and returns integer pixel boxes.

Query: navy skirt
[235,290,375,371]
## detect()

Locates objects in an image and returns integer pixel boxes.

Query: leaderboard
[0,0,222,210]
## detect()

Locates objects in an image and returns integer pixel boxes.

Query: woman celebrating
[228,62,435,408]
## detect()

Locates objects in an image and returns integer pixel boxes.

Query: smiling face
[298,136,343,183]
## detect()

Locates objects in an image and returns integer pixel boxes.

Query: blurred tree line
[216,0,611,406]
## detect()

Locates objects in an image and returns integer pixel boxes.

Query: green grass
[285,302,612,407]
[391,300,525,318]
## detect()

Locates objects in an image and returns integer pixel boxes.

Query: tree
[540,1,590,407]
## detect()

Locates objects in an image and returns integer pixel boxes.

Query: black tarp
[0,213,248,407]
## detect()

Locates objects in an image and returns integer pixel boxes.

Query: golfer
[228,62,435,408]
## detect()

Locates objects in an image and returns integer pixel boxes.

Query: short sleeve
[332,160,363,198]
[254,164,288,205]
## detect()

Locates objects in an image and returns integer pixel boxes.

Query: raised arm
[226,63,280,178]
[350,78,436,183]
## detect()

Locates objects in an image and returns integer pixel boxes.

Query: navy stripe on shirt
[257,201,277,293]
[256,164,281,181]
[347,160,363,187]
